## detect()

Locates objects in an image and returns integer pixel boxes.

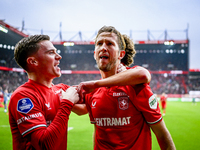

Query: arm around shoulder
[131,66,151,84]
[95,66,151,87]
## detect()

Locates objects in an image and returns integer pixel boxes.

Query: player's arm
[71,85,88,116]
[28,87,79,149]
[96,66,151,86]
[72,104,88,115]
[93,125,97,149]
[150,120,176,150]
[78,66,151,94]
[74,65,151,116]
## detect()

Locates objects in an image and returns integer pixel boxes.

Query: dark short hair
[14,35,50,71]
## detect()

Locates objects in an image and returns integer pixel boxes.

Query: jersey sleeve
[9,91,47,136]
[9,84,73,149]
[131,84,162,124]
[29,100,73,149]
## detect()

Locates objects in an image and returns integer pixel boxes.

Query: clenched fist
[62,87,79,104]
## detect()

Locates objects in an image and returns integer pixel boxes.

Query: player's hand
[72,85,85,104]
[71,83,97,103]
[77,81,97,102]
[78,80,97,94]
[117,63,127,73]
[62,87,79,104]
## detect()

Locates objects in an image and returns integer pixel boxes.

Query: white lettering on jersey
[113,92,127,97]
[95,116,131,126]
[17,112,43,125]
[55,89,62,94]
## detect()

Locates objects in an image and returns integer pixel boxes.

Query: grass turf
[0,101,199,150]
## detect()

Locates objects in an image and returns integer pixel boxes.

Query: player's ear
[27,57,38,66]
[94,51,96,60]
[118,50,125,60]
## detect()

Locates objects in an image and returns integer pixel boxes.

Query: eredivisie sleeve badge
[17,98,34,114]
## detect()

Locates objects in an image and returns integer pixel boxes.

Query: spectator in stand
[77,26,176,150]
[8,35,79,150]
[3,89,12,113]
[0,86,4,108]
[160,92,168,116]
[1,68,199,95]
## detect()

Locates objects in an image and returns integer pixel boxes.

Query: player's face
[94,32,121,72]
[35,40,62,79]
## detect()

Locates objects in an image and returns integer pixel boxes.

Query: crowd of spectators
[0,71,27,93]
[0,70,199,95]
[150,74,188,94]
[0,47,198,95]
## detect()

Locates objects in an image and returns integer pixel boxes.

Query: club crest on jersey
[149,94,157,109]
[17,98,34,114]
[118,97,129,110]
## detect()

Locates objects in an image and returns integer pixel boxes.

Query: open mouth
[54,62,60,70]
[100,56,109,59]
[99,53,109,60]
[55,65,60,70]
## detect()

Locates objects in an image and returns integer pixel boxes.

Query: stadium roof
[0,20,189,45]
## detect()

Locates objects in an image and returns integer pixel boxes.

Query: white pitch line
[68,127,74,131]
[0,125,10,127]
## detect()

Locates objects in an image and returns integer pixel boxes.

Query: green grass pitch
[0,101,199,150]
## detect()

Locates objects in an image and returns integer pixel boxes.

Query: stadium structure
[0,20,199,101]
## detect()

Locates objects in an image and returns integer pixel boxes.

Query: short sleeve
[131,84,162,124]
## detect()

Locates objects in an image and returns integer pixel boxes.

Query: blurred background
[0,0,200,149]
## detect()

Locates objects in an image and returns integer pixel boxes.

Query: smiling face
[33,40,62,79]
[94,32,124,72]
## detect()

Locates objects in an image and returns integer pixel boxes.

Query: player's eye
[49,50,56,54]
[108,42,112,45]
[97,42,102,46]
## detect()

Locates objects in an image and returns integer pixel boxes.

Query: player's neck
[100,62,120,79]
[28,73,53,88]
[100,69,117,79]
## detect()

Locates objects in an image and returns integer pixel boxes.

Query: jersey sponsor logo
[149,94,157,109]
[17,112,43,125]
[55,89,62,101]
[45,102,52,110]
[92,101,96,107]
[118,97,129,110]
[17,98,34,114]
[113,92,127,97]
[55,89,62,94]
[95,116,131,126]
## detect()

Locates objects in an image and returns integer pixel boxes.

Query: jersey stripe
[147,116,162,124]
[22,124,46,135]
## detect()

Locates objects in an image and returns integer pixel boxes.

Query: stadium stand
[0,20,200,96]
